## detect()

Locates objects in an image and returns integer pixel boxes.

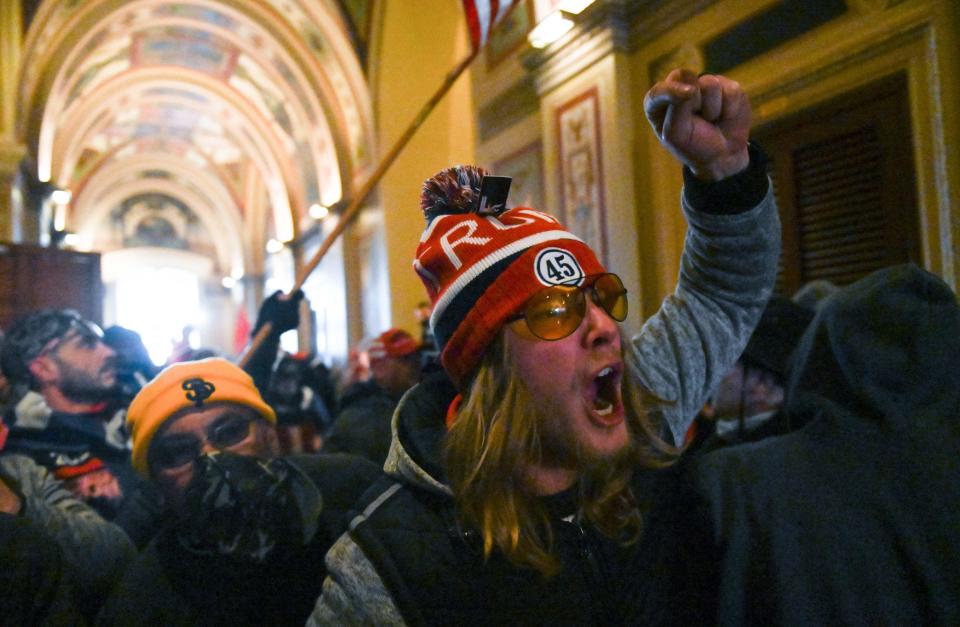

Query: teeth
[594,401,613,416]
[598,366,612,378]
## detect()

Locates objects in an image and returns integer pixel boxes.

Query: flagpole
[238,47,481,368]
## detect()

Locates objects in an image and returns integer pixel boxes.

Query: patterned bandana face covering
[176,453,321,563]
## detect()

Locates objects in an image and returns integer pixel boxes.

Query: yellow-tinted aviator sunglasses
[511,273,628,341]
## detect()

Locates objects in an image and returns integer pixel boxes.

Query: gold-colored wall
[469,0,960,323]
[0,1,25,241]
[632,0,960,294]
[371,0,477,335]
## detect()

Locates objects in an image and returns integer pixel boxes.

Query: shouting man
[309,68,781,624]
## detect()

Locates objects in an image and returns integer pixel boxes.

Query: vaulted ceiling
[17,0,376,280]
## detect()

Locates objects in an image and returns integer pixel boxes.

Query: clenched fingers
[644,68,699,138]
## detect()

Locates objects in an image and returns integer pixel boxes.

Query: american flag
[461,0,518,52]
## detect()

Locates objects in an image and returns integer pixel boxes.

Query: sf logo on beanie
[182,378,216,407]
[535,248,584,286]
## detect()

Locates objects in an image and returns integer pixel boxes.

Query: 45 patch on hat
[535,248,585,287]
[414,165,606,385]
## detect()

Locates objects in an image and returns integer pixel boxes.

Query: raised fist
[644,68,752,181]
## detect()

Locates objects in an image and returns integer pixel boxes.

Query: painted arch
[16,0,375,282]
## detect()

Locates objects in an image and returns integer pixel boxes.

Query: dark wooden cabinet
[0,243,103,330]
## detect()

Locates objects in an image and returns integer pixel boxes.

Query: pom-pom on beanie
[127,357,276,477]
[414,165,606,386]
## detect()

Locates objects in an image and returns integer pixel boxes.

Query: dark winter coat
[0,453,135,622]
[0,512,84,626]
[322,380,397,466]
[680,264,960,626]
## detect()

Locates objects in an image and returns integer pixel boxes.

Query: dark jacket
[3,396,141,520]
[0,453,134,620]
[321,380,397,466]
[96,452,381,627]
[683,264,960,626]
[0,512,85,626]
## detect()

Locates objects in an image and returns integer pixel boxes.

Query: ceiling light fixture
[528,11,574,49]
[559,0,595,14]
[309,203,329,220]
[50,189,72,204]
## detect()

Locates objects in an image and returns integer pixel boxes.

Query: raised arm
[628,69,781,445]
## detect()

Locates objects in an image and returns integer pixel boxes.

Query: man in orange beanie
[124,357,280,512]
[99,357,380,626]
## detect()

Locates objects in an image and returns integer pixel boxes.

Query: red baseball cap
[367,328,421,361]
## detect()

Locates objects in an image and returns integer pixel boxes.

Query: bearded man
[1,309,138,520]
[309,68,781,624]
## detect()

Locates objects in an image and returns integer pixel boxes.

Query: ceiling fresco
[17,0,375,279]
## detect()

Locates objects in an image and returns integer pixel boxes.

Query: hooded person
[322,328,423,465]
[667,264,960,625]
[308,67,781,625]
[97,357,380,627]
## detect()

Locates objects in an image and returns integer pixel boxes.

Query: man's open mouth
[590,364,623,423]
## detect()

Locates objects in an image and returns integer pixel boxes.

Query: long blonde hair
[442,332,676,577]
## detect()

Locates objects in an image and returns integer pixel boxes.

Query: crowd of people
[0,67,957,626]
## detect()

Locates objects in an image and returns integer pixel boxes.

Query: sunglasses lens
[524,287,585,340]
[151,416,253,472]
[594,274,628,321]
[153,439,201,471]
[209,415,253,448]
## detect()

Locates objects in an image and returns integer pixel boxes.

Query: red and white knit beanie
[414,165,605,385]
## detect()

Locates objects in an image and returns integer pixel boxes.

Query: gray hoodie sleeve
[0,454,135,603]
[308,531,407,626]
[627,184,781,446]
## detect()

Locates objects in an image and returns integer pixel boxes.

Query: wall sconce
[528,10,574,48]
[527,0,596,49]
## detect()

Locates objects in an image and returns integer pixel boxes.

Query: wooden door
[754,74,920,295]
